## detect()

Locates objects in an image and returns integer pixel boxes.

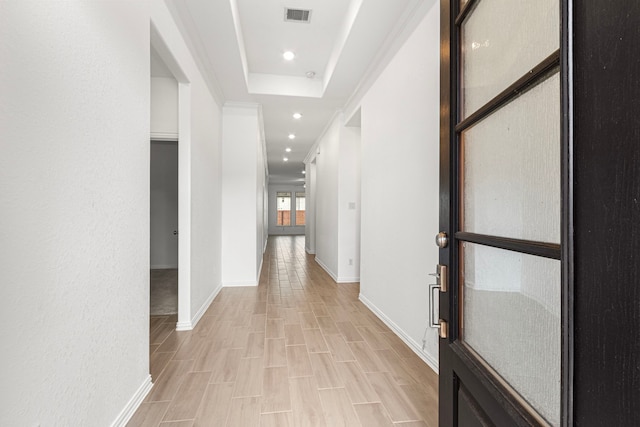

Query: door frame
[151,25,193,330]
[438,0,574,425]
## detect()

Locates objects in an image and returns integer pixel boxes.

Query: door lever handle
[428,264,448,328]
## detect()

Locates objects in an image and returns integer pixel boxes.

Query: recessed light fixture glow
[285,148,292,152]
[283,157,289,162]
[293,112,302,119]
[302,170,306,174]
[288,134,296,140]
[283,51,295,61]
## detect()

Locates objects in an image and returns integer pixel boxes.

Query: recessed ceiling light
[285,148,292,152]
[302,170,306,174]
[293,113,302,119]
[283,51,295,61]
[283,157,289,162]
[288,134,296,140]
[305,71,316,79]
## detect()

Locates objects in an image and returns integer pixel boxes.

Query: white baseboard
[175,321,192,331]
[257,257,264,283]
[305,247,316,255]
[315,258,359,284]
[222,280,259,287]
[110,375,153,427]
[176,283,222,331]
[315,257,338,282]
[359,294,439,374]
[150,264,178,269]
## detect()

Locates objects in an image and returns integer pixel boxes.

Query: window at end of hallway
[296,192,306,226]
[277,192,291,226]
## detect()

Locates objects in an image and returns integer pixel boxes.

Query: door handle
[173,230,178,236]
[435,231,448,248]
[429,264,449,338]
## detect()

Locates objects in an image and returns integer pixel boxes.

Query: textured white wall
[312,114,361,282]
[314,118,341,278]
[304,162,317,254]
[221,104,266,286]
[188,78,223,318]
[152,0,224,327]
[256,127,267,276]
[0,2,150,425]
[359,4,441,370]
[150,77,178,139]
[337,126,361,282]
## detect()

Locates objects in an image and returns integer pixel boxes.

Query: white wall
[152,0,224,329]
[305,161,317,254]
[150,76,178,139]
[358,4,441,370]
[150,142,179,268]
[0,2,151,425]
[268,184,306,235]
[221,103,267,286]
[314,117,341,278]
[311,113,362,282]
[257,127,268,275]
[337,126,361,282]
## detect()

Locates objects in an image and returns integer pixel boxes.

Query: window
[276,192,291,225]
[295,192,306,226]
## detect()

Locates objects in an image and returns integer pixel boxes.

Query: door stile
[438,0,454,424]
[560,0,573,425]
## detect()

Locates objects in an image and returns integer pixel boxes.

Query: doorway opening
[150,140,179,316]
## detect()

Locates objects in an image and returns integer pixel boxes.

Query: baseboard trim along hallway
[359,294,439,373]
[111,375,152,427]
[176,283,223,331]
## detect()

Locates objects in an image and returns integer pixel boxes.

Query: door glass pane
[276,192,291,226]
[295,192,306,226]
[462,72,560,244]
[461,0,559,116]
[461,242,560,426]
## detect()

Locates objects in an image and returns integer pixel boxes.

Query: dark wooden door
[437,0,569,425]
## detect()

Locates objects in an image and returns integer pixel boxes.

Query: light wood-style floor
[129,235,438,427]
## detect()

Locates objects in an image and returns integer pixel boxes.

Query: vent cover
[285,8,311,23]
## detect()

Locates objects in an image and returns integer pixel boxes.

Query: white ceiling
[162,0,429,186]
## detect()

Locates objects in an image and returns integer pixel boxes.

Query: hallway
[130,236,438,426]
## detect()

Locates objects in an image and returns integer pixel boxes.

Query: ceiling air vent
[285,8,311,23]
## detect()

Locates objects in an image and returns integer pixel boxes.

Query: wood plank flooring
[129,235,438,427]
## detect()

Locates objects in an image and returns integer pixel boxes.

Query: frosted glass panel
[462,0,559,116]
[462,73,560,244]
[462,243,560,426]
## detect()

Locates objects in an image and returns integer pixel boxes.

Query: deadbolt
[435,231,448,248]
